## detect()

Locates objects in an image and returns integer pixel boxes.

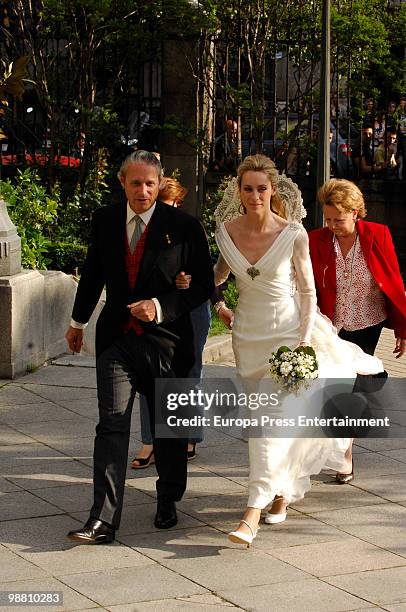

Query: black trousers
[91,330,188,528]
[338,321,385,356]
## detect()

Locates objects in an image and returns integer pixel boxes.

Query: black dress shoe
[154,497,178,529]
[67,518,115,544]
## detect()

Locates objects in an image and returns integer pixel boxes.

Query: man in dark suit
[65,150,214,543]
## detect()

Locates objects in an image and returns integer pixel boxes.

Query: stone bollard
[0,198,78,378]
[0,198,21,276]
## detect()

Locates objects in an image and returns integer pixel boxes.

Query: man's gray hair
[117,150,163,180]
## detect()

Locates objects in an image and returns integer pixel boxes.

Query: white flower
[280,362,293,375]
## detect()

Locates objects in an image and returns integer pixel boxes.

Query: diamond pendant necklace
[341,233,358,282]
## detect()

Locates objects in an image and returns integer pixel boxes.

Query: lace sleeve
[214,254,231,286]
[292,229,317,345]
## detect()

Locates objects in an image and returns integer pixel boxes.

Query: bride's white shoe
[228,519,259,548]
[264,497,288,524]
[264,510,287,524]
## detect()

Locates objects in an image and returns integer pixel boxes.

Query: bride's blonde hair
[237,154,286,219]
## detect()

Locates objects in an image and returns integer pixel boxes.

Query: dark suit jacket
[72,200,214,375]
[309,220,406,338]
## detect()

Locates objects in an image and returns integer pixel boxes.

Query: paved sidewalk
[0,329,405,611]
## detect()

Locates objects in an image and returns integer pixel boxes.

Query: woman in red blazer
[309,178,406,482]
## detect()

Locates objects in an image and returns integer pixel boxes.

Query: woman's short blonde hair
[159,177,188,207]
[237,154,286,219]
[317,178,367,218]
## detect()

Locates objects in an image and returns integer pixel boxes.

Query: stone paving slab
[59,565,208,607]
[0,424,38,445]
[1,515,87,552]
[356,439,406,452]
[325,566,406,608]
[311,502,406,558]
[0,402,87,425]
[351,472,406,503]
[21,365,97,388]
[0,545,48,582]
[380,448,406,463]
[269,538,405,577]
[29,435,95,466]
[0,476,21,492]
[218,577,375,612]
[203,465,249,488]
[158,547,310,592]
[106,593,240,611]
[53,355,96,368]
[0,384,50,405]
[0,442,67,460]
[2,457,93,491]
[19,542,153,577]
[289,478,388,514]
[0,490,64,521]
[21,383,98,402]
[13,416,98,443]
[53,397,100,420]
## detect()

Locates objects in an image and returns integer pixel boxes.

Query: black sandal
[187,443,197,461]
[131,450,155,469]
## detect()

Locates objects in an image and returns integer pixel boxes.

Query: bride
[212,154,383,547]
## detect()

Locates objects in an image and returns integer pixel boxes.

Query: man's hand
[393,337,406,359]
[127,300,157,322]
[65,326,84,353]
[175,271,191,289]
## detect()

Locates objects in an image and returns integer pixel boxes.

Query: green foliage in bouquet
[223,279,239,311]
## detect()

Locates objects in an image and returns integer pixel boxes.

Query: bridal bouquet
[269,346,319,394]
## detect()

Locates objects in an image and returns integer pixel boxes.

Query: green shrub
[201,176,233,262]
[58,149,110,244]
[0,168,59,269]
[209,310,229,336]
[46,241,87,273]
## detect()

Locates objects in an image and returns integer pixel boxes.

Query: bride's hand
[219,306,234,329]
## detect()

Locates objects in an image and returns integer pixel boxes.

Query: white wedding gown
[215,221,383,508]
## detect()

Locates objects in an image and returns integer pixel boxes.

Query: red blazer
[309,220,406,338]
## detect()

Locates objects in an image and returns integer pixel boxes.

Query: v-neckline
[221,222,291,267]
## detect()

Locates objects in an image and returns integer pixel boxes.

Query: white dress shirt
[70,202,163,329]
